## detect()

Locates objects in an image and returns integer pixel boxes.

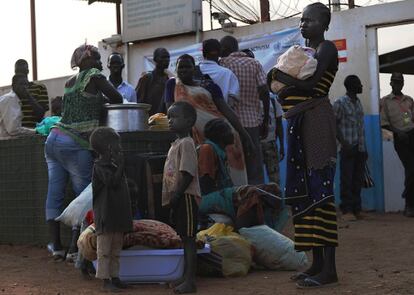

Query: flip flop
[47,243,65,261]
[296,277,338,289]
[290,272,310,282]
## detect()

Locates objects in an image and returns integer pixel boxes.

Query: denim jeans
[45,129,93,221]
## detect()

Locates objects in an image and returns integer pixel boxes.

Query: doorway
[375,23,414,212]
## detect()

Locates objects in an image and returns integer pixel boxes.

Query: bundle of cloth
[199,183,283,229]
[148,113,169,130]
[78,219,205,261]
[270,45,317,93]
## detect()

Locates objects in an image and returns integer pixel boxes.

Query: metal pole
[116,2,121,35]
[348,0,355,9]
[30,0,38,81]
[260,0,270,22]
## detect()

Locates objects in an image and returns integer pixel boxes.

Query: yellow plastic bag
[210,234,252,277]
[197,223,236,242]
[197,224,252,277]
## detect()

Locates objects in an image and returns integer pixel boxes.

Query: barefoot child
[162,101,200,294]
[90,127,133,292]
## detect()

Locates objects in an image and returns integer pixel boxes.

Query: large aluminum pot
[104,103,151,132]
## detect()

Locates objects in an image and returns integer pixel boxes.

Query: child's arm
[199,175,215,195]
[198,144,218,195]
[94,155,125,189]
[170,171,193,207]
[111,151,125,187]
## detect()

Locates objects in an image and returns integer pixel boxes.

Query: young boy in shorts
[89,127,133,292]
[162,101,200,294]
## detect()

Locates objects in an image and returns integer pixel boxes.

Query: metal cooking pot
[104,103,151,132]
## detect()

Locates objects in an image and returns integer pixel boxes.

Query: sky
[0,0,412,97]
[0,0,117,86]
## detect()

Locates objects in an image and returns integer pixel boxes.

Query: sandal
[296,277,338,289]
[290,272,310,282]
[47,243,66,261]
[65,252,78,263]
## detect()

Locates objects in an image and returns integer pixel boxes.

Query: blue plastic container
[93,244,210,283]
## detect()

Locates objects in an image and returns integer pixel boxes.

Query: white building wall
[0,75,70,102]
[120,0,414,115]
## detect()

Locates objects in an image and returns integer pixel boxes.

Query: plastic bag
[239,225,308,271]
[198,234,252,277]
[197,223,236,241]
[197,224,252,277]
[55,183,92,227]
[77,224,97,261]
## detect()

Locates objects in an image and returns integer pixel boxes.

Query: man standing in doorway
[136,48,170,115]
[107,53,136,103]
[14,59,49,128]
[220,36,270,185]
[380,73,414,217]
[333,75,367,221]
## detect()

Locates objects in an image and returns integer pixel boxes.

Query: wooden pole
[30,0,38,81]
[332,0,341,11]
[260,0,270,22]
[116,2,121,35]
[348,0,355,9]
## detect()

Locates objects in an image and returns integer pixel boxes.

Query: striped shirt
[220,52,267,127]
[21,82,49,128]
[280,70,336,112]
[333,95,366,152]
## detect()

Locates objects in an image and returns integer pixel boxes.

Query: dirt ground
[1,212,413,295]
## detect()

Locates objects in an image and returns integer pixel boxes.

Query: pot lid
[104,103,152,110]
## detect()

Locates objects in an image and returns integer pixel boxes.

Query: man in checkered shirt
[220,36,270,185]
[333,75,367,221]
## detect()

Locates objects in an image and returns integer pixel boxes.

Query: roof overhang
[82,0,120,4]
[379,45,414,75]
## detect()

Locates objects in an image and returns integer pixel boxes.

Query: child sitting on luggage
[198,118,235,195]
[198,119,282,229]
[162,101,200,294]
[90,127,133,292]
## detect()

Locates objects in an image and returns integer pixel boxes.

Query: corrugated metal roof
[379,46,414,75]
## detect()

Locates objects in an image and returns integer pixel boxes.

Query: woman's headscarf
[70,44,99,69]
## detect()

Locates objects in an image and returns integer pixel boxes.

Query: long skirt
[284,112,338,251]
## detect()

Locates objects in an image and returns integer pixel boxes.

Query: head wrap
[70,44,99,69]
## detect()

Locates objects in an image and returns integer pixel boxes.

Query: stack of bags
[148,113,169,131]
[196,223,309,278]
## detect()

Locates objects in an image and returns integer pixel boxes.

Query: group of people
[1,1,413,293]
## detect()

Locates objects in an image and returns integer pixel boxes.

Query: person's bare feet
[169,277,185,289]
[173,281,197,294]
[341,213,357,222]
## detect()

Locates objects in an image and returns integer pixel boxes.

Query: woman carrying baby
[271,2,339,289]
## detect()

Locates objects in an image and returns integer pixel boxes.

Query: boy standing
[163,101,200,294]
[90,127,133,292]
